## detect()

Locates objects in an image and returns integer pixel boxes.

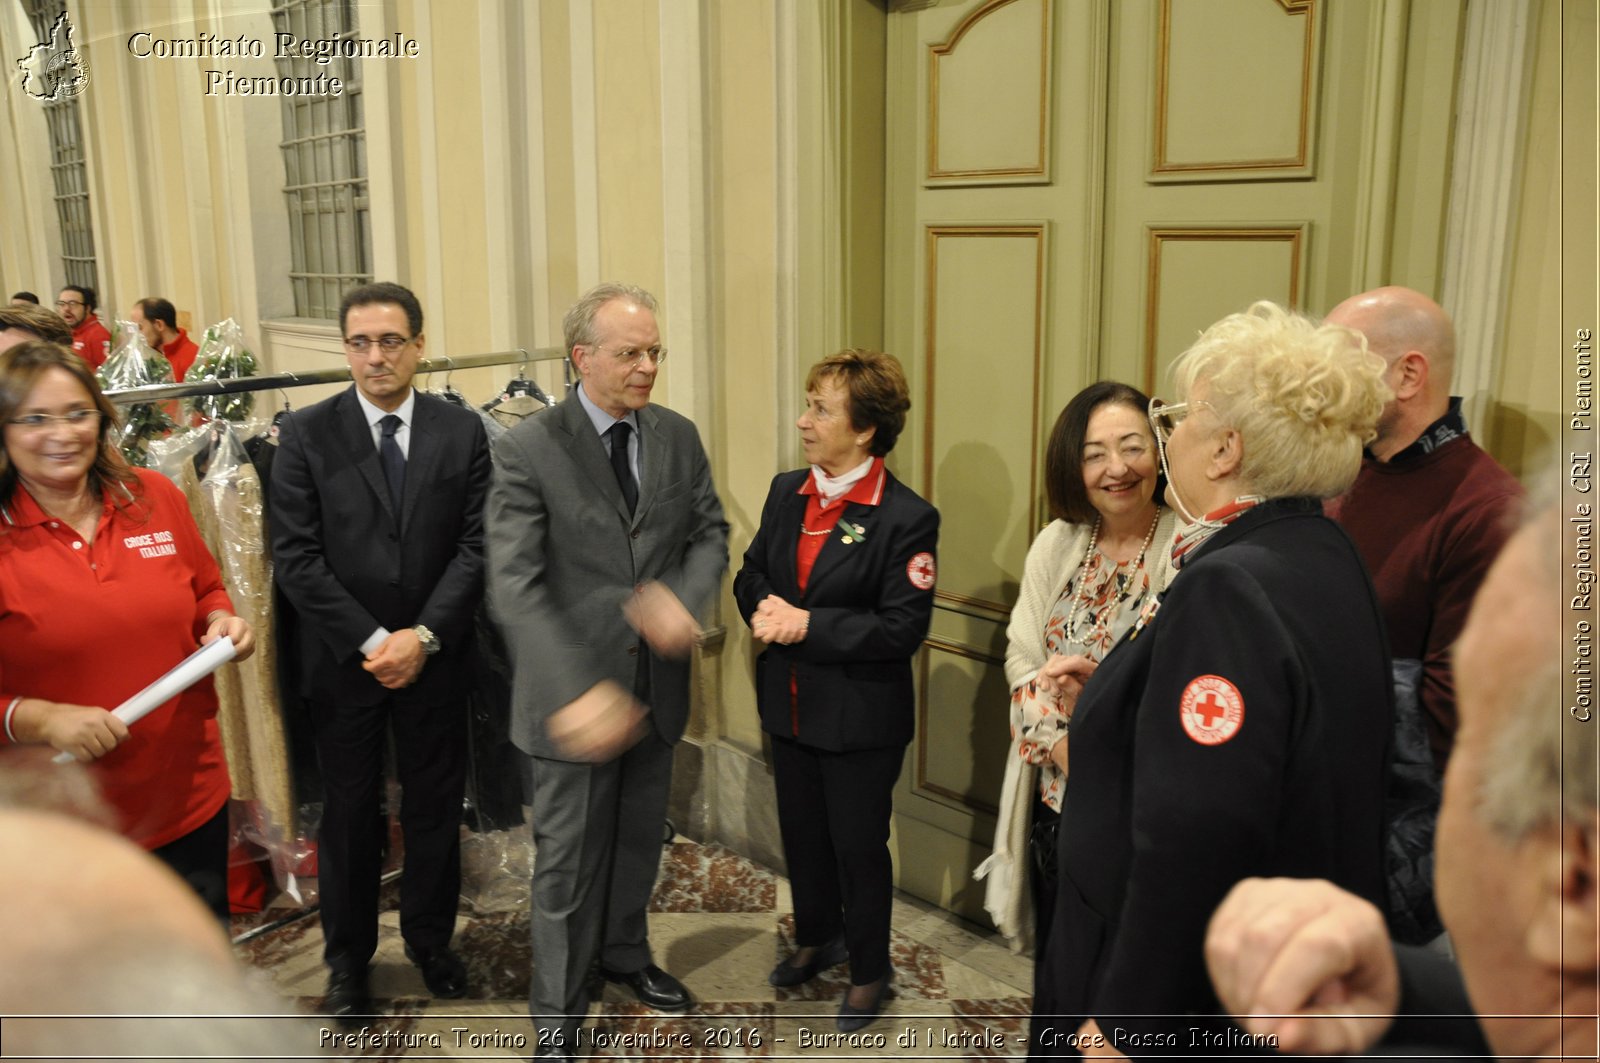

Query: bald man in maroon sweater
[1326,287,1522,764]
[1324,286,1522,944]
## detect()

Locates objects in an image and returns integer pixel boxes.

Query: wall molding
[926,0,1052,184]
[1143,225,1306,392]
[1151,0,1318,179]
[915,637,1004,816]
[921,222,1047,614]
[659,0,714,430]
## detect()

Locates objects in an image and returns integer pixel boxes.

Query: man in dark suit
[270,282,492,1017]
[487,283,728,1060]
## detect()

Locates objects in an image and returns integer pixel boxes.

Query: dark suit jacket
[732,466,939,752]
[269,387,492,707]
[486,392,729,759]
[1040,497,1392,1047]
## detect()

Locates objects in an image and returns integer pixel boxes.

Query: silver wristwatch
[413,624,442,655]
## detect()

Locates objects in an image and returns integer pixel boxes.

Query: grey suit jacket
[486,391,729,759]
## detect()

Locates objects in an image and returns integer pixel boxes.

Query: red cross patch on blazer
[1179,674,1244,746]
[906,552,936,591]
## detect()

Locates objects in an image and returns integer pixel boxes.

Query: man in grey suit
[487,283,728,1060]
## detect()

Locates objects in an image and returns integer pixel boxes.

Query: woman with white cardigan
[977,381,1177,957]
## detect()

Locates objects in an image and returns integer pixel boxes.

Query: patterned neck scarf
[1171,495,1265,569]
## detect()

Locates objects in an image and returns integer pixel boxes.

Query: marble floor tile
[637,913,780,1003]
[651,841,778,914]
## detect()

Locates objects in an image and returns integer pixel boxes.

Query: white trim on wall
[402,0,446,340]
[480,0,515,354]
[365,0,401,281]
[570,0,602,288]
[520,3,553,350]
[658,0,712,428]
[773,0,803,471]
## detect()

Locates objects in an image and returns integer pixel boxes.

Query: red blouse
[794,457,886,591]
[0,468,234,849]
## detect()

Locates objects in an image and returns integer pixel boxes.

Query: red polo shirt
[0,469,234,849]
[164,328,199,382]
[71,315,112,369]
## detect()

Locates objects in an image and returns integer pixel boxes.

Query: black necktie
[608,421,637,515]
[379,414,406,508]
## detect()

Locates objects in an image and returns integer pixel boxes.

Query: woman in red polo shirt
[734,350,939,1032]
[0,341,254,920]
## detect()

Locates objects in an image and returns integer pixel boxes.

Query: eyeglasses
[596,344,667,367]
[1082,440,1151,469]
[344,334,414,354]
[54,300,85,310]
[1147,397,1215,441]
[8,409,101,430]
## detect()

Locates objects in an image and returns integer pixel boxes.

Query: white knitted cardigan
[973,507,1178,952]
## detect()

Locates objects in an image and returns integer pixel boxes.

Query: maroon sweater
[1328,431,1521,765]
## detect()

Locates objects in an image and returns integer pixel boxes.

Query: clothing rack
[102,347,569,403]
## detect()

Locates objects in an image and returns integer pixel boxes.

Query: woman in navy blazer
[734,350,939,1032]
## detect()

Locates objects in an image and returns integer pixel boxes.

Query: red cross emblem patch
[906,552,936,590]
[1178,674,1244,745]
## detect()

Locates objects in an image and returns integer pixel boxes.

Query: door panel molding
[927,0,1053,184]
[1151,0,1320,180]
[1143,224,1308,392]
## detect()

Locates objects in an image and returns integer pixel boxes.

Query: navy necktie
[379,414,406,509]
[608,422,637,515]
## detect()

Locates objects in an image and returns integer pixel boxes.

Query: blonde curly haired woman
[1028,302,1395,1057]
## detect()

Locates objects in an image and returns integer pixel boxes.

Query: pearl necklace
[1064,505,1161,644]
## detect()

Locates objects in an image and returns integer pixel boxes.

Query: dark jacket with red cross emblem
[1034,496,1392,1052]
[733,465,939,752]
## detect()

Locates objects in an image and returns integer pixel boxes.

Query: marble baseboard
[703,741,785,873]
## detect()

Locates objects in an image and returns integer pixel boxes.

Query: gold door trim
[1151,0,1318,178]
[1142,225,1306,393]
[922,223,1047,614]
[916,635,1005,815]
[927,0,1053,184]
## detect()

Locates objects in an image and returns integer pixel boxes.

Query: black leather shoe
[323,967,371,1021]
[600,963,691,1012]
[533,1029,577,1061]
[768,935,848,987]
[404,943,468,999]
[836,972,891,1033]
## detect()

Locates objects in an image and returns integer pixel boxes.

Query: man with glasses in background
[488,282,728,1061]
[270,282,493,1019]
[55,286,110,369]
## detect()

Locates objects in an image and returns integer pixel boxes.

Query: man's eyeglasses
[9,409,101,430]
[54,300,85,310]
[597,345,667,367]
[344,334,414,354]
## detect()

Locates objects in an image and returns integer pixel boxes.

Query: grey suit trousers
[527,730,673,1048]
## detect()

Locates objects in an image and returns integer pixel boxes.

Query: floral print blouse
[1011,548,1155,811]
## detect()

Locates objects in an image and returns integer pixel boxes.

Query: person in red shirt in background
[55,285,111,369]
[131,297,199,381]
